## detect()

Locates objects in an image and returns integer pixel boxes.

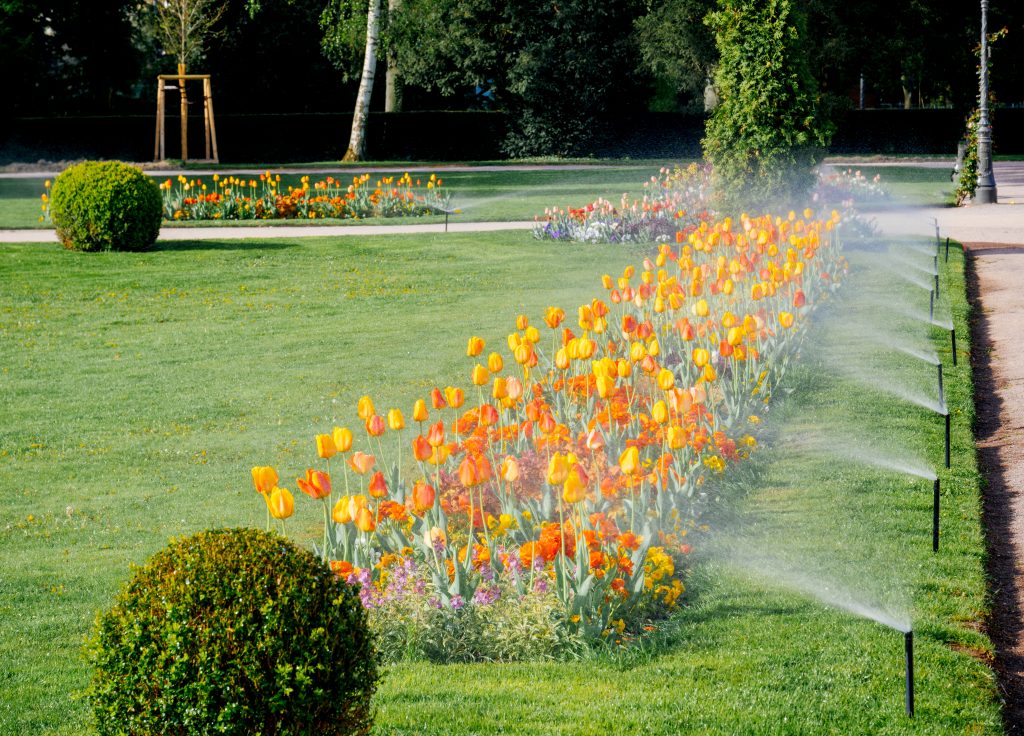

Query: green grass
[0,165,672,229]
[0,219,1002,734]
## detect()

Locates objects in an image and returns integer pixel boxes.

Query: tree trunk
[384,0,402,112]
[343,0,382,161]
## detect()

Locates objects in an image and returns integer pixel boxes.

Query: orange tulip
[266,487,294,520]
[585,428,605,451]
[427,420,445,447]
[412,434,432,461]
[366,414,386,437]
[547,452,569,485]
[296,469,332,500]
[458,455,483,487]
[357,395,375,421]
[466,336,485,357]
[332,426,353,453]
[316,434,338,459]
[251,466,278,495]
[411,480,436,513]
[479,403,500,427]
[488,352,504,373]
[506,376,524,400]
[544,306,565,328]
[793,289,806,308]
[354,506,376,533]
[413,399,429,422]
[619,446,640,476]
[368,470,388,498]
[387,409,405,431]
[430,387,447,409]
[349,451,376,475]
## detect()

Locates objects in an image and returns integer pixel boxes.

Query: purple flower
[533,577,549,594]
[472,585,501,606]
[450,595,465,610]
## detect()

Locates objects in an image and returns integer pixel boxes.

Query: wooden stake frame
[154,74,219,163]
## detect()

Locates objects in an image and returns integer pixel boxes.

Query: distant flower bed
[158,171,451,221]
[813,168,890,207]
[532,163,715,243]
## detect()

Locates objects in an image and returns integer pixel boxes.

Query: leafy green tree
[702,0,831,210]
[634,0,717,110]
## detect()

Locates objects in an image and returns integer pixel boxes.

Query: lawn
[0,214,1003,734]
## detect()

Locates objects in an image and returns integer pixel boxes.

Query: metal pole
[976,0,998,203]
[905,630,915,717]
[951,329,958,366]
[945,412,951,469]
[933,478,941,552]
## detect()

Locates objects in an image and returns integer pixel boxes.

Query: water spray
[951,329,958,366]
[933,477,941,552]
[905,630,915,717]
[944,411,951,469]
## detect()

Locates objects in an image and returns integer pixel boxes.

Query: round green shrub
[86,527,379,735]
[49,160,162,251]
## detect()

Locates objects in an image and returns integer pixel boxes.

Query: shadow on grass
[153,239,299,252]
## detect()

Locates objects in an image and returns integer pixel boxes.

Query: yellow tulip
[266,487,294,520]
[466,336,485,357]
[357,395,375,421]
[563,465,588,504]
[779,311,795,329]
[412,399,429,422]
[333,426,353,453]
[316,434,338,459]
[667,425,688,449]
[332,495,353,523]
[547,453,569,485]
[251,466,278,495]
[656,368,675,391]
[619,446,640,476]
[651,400,669,424]
[387,409,405,431]
[471,363,490,386]
[488,352,504,373]
[692,347,710,368]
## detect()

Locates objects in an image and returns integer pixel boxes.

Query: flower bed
[252,206,846,660]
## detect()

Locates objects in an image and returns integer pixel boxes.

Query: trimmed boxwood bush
[86,527,378,735]
[49,160,161,251]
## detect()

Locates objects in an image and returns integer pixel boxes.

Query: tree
[702,0,831,210]
[634,0,717,110]
[342,0,381,160]
[137,0,227,71]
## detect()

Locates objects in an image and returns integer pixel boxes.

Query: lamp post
[976,0,998,203]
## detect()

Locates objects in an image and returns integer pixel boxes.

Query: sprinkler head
[933,478,940,552]
[905,630,915,717]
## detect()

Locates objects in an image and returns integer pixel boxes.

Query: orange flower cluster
[160,171,450,221]
[254,207,845,636]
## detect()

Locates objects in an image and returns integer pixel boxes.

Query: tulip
[266,487,294,520]
[332,495,352,523]
[703,363,718,382]
[596,374,615,399]
[411,400,429,424]
[296,469,332,499]
[648,338,660,357]
[794,289,806,308]
[667,425,688,450]
[349,451,375,475]
[692,347,710,368]
[555,348,570,370]
[656,368,675,391]
[585,428,605,451]
[479,403,500,427]
[347,494,368,520]
[459,455,483,487]
[354,506,376,533]
[332,426,353,453]
[506,376,524,400]
[428,444,451,465]
[471,364,489,386]
[366,414,386,437]
[466,336,485,357]
[619,446,640,476]
[651,400,669,425]
[630,342,647,363]
[779,311,795,329]
[427,420,445,447]
[544,306,565,328]
[357,395,375,421]
[488,352,504,373]
[430,387,447,410]
[251,466,278,495]
[525,326,540,344]
[516,314,529,330]
[412,434,432,461]
[547,452,570,485]
[445,386,465,409]
[513,343,533,365]
[539,413,557,435]
[500,456,521,483]
[316,434,338,459]
[491,377,508,400]
[694,298,709,317]
[368,470,388,498]
[411,480,436,513]
[563,465,588,504]
[617,359,631,378]
[387,409,405,431]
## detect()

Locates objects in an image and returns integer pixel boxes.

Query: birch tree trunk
[343,0,382,161]
[384,0,402,112]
